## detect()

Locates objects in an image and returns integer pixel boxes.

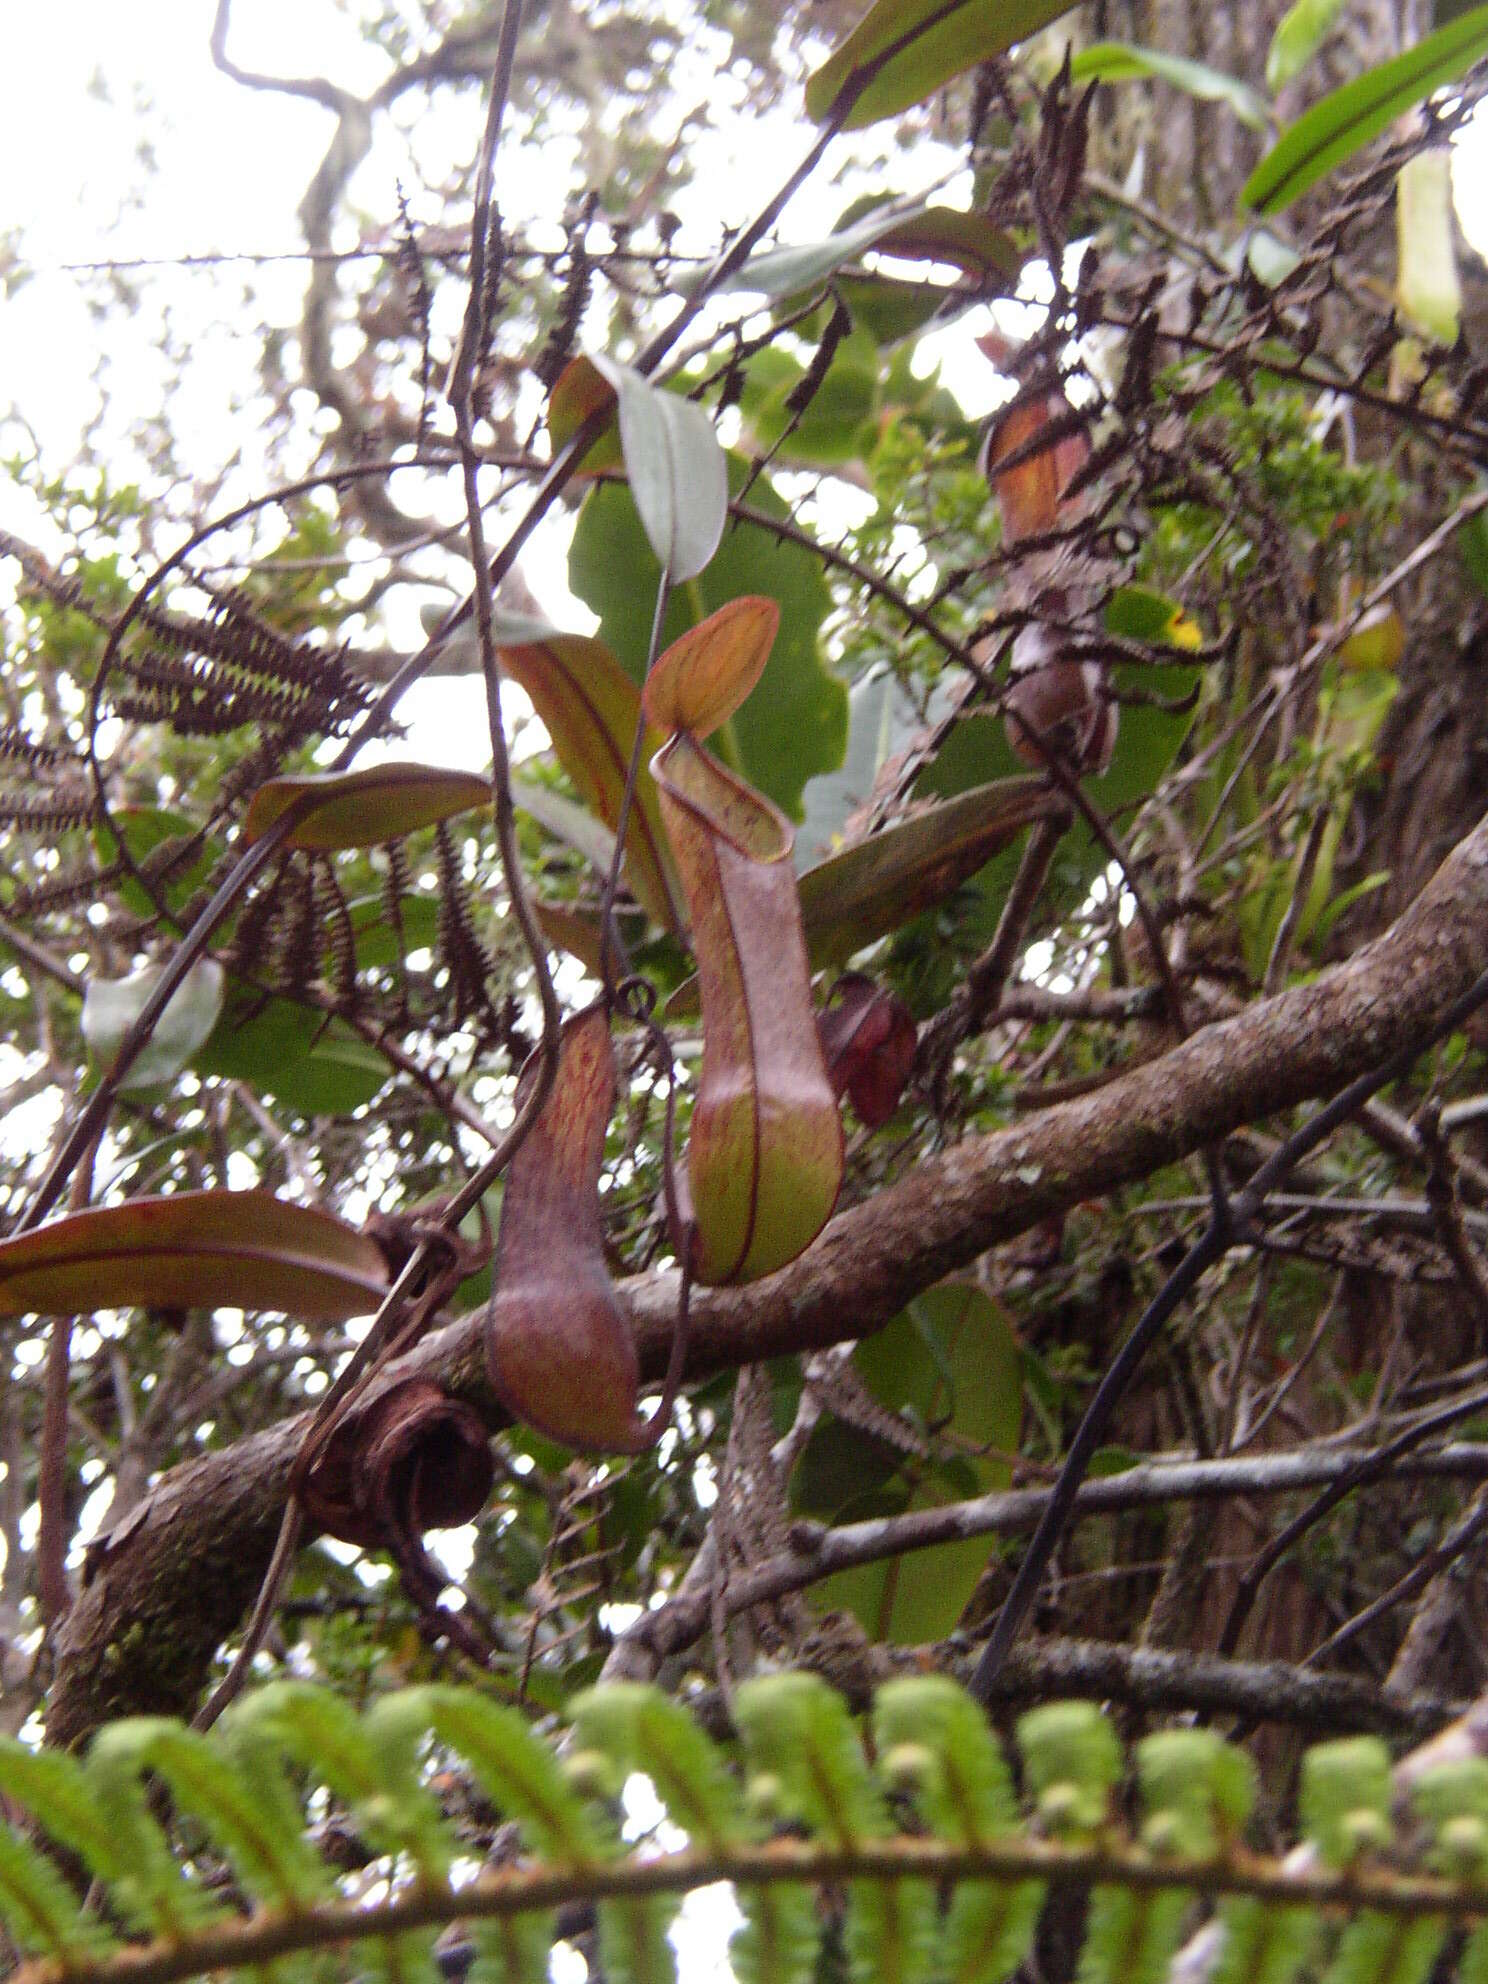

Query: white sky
[2,0,1484,735]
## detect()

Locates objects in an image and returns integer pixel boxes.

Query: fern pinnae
[876,1679,1040,1984]
[0,1739,133,1894]
[730,1876,822,1984]
[1211,1894,1320,1984]
[91,1718,328,1915]
[1320,1908,1448,1984]
[0,1822,109,1967]
[568,1683,743,1851]
[227,1685,452,1888]
[874,1678,1018,1847]
[409,1686,603,1866]
[84,1726,222,1944]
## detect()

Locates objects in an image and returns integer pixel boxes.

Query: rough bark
[46,808,1488,1748]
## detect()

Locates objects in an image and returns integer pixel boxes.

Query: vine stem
[970,960,1488,1699]
[29,1832,1488,1984]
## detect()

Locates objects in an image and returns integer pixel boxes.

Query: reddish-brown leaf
[977,348,1092,547]
[0,1190,389,1322]
[642,596,780,740]
[497,627,685,937]
[817,973,918,1127]
[486,1005,648,1451]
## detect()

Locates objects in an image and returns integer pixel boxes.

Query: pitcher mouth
[651,731,794,866]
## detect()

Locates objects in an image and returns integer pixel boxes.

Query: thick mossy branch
[9,1674,1488,1984]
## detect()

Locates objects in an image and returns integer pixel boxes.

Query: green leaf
[797,776,1065,965]
[240,762,491,850]
[1397,147,1462,345]
[721,202,934,298]
[1103,586,1204,650]
[575,354,728,582]
[653,734,843,1283]
[804,0,1078,131]
[0,1187,388,1320]
[570,465,845,821]
[82,956,225,1091]
[194,986,393,1114]
[93,806,219,920]
[810,1286,1022,1643]
[720,201,1017,299]
[796,669,909,871]
[739,333,882,469]
[1459,497,1488,596]
[1070,41,1271,130]
[1243,6,1488,213]
[1266,0,1349,91]
[346,891,440,970]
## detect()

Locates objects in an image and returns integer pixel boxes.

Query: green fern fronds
[6,1673,1488,1984]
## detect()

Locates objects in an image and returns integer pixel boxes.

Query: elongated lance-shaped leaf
[643,596,780,742]
[1267,0,1349,91]
[797,776,1064,966]
[652,734,843,1283]
[412,1685,605,1863]
[240,762,492,849]
[1243,5,1488,213]
[486,1004,652,1451]
[1069,41,1270,129]
[716,200,1017,299]
[569,1683,744,1849]
[496,619,685,936]
[0,1188,389,1321]
[805,0,1078,130]
[552,356,727,583]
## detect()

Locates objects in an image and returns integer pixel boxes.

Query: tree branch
[45,810,1488,1746]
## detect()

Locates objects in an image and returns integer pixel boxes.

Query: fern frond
[569,1682,743,1850]
[10,1675,1488,1984]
